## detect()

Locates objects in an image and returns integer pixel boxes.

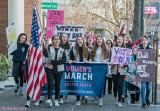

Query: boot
[130,94,135,104]
[135,92,140,102]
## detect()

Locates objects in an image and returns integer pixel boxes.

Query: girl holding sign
[10,33,29,96]
[69,36,89,106]
[59,33,72,104]
[90,36,108,106]
[138,36,155,109]
[104,39,113,95]
[44,35,66,107]
[111,36,128,107]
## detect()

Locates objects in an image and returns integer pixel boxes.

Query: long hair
[17,33,27,43]
[74,36,88,58]
[91,36,107,60]
[114,36,126,48]
[59,33,71,50]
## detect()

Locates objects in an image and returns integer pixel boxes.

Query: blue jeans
[141,82,151,104]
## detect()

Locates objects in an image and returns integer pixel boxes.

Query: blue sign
[41,63,107,97]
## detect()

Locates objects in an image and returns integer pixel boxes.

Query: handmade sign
[55,25,84,42]
[136,49,156,82]
[41,63,107,97]
[111,47,132,65]
[6,23,17,54]
[46,10,64,38]
[125,61,141,88]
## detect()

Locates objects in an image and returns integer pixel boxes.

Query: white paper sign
[55,25,84,42]
[6,23,17,54]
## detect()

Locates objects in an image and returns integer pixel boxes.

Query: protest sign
[6,23,17,54]
[41,63,107,97]
[46,10,64,38]
[125,62,141,88]
[136,49,156,82]
[55,25,84,42]
[111,47,132,65]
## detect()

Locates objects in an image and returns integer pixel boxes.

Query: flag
[27,8,46,101]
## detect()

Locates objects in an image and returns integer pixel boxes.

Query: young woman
[90,36,107,106]
[59,33,72,104]
[111,36,127,107]
[11,33,29,96]
[129,45,140,104]
[139,36,156,109]
[69,36,89,106]
[104,39,113,95]
[44,35,66,107]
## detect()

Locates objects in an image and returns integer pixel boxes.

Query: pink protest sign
[46,10,64,38]
[111,47,132,65]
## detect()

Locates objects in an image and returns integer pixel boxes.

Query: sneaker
[121,97,125,103]
[64,95,69,103]
[82,97,87,104]
[19,90,24,96]
[114,98,118,105]
[99,101,103,106]
[45,100,52,107]
[34,101,39,106]
[141,104,146,109]
[93,97,98,104]
[75,101,81,106]
[39,97,44,104]
[59,98,64,104]
[25,101,30,107]
[118,102,122,107]
[55,100,60,106]
[15,87,19,93]
[146,99,150,106]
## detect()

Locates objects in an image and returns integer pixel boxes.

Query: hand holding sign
[111,47,132,65]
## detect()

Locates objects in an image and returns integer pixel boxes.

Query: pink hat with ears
[132,44,139,50]
[86,35,96,42]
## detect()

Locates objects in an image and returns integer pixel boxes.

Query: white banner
[55,25,84,42]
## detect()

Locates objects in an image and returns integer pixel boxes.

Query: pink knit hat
[86,35,96,42]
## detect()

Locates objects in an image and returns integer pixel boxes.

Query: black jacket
[10,43,29,62]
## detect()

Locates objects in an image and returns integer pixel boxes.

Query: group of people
[10,32,154,109]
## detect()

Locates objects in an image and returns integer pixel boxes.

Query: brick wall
[24,0,41,42]
[0,0,8,56]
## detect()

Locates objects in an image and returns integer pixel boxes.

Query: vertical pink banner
[46,10,64,38]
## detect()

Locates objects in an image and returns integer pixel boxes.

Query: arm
[130,38,142,47]
[43,47,49,57]
[51,51,66,65]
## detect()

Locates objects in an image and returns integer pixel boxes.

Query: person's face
[142,37,148,46]
[106,41,111,48]
[52,36,60,46]
[87,36,93,44]
[77,37,83,47]
[62,34,68,44]
[117,37,123,47]
[124,36,128,44]
[97,37,103,46]
[20,35,26,43]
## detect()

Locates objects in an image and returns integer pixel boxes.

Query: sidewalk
[0,84,160,111]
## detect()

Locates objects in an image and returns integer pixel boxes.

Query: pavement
[0,83,160,111]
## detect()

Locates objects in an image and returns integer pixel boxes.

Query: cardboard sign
[46,10,64,38]
[6,23,17,54]
[136,49,156,82]
[111,47,132,65]
[55,25,84,42]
